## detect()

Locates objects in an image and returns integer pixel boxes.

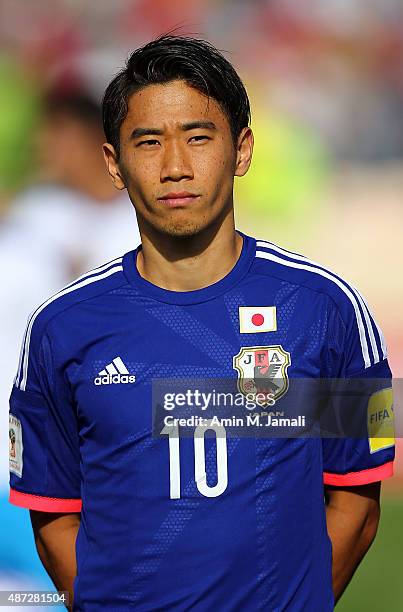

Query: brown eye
[138,140,160,146]
[190,135,209,143]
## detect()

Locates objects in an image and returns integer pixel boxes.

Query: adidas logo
[94,357,136,386]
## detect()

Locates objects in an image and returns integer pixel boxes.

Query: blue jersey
[9,231,394,611]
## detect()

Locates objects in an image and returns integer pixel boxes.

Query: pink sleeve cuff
[323,461,394,486]
[9,488,82,512]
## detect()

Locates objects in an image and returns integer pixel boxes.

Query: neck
[136,212,243,292]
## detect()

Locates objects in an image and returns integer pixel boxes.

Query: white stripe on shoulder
[18,264,123,391]
[15,258,123,388]
[355,287,387,359]
[64,256,123,289]
[256,240,304,260]
[255,249,371,369]
[256,239,383,365]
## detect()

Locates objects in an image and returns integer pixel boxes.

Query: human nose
[160,139,194,183]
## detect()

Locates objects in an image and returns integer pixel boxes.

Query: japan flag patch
[239,306,277,334]
[9,414,23,478]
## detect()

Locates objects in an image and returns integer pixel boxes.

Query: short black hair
[102,34,251,159]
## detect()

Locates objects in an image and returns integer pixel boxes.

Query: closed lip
[158,191,200,207]
[158,191,199,199]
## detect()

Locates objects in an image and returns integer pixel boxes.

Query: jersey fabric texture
[9,231,394,611]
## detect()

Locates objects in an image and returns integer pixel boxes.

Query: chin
[158,220,207,238]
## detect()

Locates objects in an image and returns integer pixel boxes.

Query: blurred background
[0,0,401,609]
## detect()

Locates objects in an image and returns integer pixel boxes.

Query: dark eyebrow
[181,121,217,132]
[130,121,217,140]
[130,127,163,139]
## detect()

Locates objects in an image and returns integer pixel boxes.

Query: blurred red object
[120,0,205,40]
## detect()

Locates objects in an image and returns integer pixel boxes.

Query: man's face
[104,79,252,237]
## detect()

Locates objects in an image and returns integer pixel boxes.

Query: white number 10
[161,422,228,499]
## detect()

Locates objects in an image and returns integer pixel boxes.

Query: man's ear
[234,127,254,178]
[102,143,126,190]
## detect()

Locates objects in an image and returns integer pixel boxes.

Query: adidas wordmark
[94,357,136,386]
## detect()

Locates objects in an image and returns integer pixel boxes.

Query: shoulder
[26,255,128,333]
[253,238,364,317]
[252,237,386,369]
[14,256,128,391]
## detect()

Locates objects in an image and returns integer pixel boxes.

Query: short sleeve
[322,296,395,486]
[9,321,82,511]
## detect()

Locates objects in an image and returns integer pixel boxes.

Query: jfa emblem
[233,345,291,403]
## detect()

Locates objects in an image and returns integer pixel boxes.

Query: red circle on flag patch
[251,313,265,326]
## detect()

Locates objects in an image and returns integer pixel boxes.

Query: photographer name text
[163,414,306,428]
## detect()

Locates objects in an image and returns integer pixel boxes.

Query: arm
[30,510,81,611]
[324,482,381,605]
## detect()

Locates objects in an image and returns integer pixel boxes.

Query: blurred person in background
[7,90,140,279]
[0,89,140,590]
[0,90,140,480]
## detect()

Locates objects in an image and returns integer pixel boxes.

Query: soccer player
[9,35,394,611]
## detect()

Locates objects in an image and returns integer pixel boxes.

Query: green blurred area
[0,57,41,196]
[338,496,403,611]
[234,108,327,220]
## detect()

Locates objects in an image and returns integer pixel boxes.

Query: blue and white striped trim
[15,257,123,391]
[63,255,123,290]
[255,239,386,369]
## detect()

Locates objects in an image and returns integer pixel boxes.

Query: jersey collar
[123,230,256,305]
